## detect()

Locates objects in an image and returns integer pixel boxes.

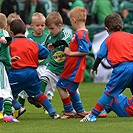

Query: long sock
[40,76,49,93]
[70,92,84,112]
[41,81,47,93]
[62,96,73,112]
[0,98,3,112]
[35,92,56,117]
[18,97,25,107]
[3,98,12,115]
[91,93,112,116]
[12,98,21,110]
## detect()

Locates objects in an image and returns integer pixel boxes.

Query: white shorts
[37,65,59,99]
[0,62,13,100]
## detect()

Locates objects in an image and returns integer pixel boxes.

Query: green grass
[0,83,133,133]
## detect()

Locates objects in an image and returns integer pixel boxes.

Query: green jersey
[27,31,47,44]
[0,30,11,71]
[41,28,72,75]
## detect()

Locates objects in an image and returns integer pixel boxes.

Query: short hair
[7,13,21,26]
[45,12,63,27]
[32,12,46,23]
[0,13,7,29]
[104,13,123,32]
[10,19,26,35]
[70,6,86,22]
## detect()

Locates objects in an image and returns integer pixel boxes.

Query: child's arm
[0,37,7,44]
[64,47,87,56]
[47,40,69,51]
[11,56,21,62]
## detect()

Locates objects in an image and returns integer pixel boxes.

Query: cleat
[0,112,3,119]
[80,114,96,122]
[28,97,42,108]
[14,107,26,118]
[52,113,60,119]
[75,111,89,118]
[3,114,20,123]
[61,111,76,119]
[98,110,107,118]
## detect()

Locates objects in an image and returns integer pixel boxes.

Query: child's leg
[3,97,20,122]
[70,91,85,113]
[0,98,3,112]
[58,87,74,112]
[18,91,28,107]
[91,93,112,116]
[3,98,13,115]
[0,98,3,119]
[34,91,60,118]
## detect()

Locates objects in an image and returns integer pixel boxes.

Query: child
[8,19,60,119]
[80,13,133,122]
[0,13,19,122]
[36,12,72,113]
[56,6,92,119]
[105,93,133,117]
[18,12,47,108]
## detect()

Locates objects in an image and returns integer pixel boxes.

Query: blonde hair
[32,12,46,23]
[0,13,7,29]
[70,6,86,22]
[45,12,63,27]
[7,13,21,26]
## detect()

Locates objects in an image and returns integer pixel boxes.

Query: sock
[40,76,49,93]
[91,93,112,116]
[35,92,56,116]
[18,96,25,107]
[3,98,12,115]
[62,96,73,112]
[70,91,84,112]
[0,98,3,112]
[12,98,21,110]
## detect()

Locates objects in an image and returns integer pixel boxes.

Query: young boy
[0,13,19,122]
[18,12,47,108]
[80,13,133,122]
[8,19,60,119]
[36,12,72,113]
[56,6,92,119]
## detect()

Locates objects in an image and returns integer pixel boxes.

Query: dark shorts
[8,67,41,98]
[56,77,79,93]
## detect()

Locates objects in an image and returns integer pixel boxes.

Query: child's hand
[90,69,97,78]
[64,47,71,55]
[0,37,7,44]
[11,56,21,62]
[47,44,55,51]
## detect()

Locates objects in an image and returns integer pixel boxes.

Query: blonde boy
[56,6,92,119]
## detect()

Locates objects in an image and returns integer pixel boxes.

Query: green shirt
[70,0,85,10]
[91,0,113,24]
[41,28,72,75]
[27,31,47,44]
[0,30,11,71]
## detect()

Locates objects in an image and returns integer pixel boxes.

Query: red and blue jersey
[97,31,133,67]
[10,36,49,69]
[60,29,92,82]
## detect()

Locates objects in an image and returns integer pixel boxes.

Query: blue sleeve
[37,43,50,59]
[76,32,92,53]
[97,39,108,59]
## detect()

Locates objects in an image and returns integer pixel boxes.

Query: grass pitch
[0,82,133,133]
